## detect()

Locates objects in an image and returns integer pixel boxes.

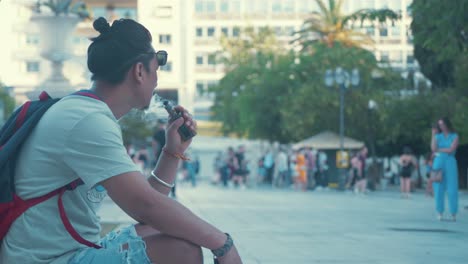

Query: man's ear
[133,62,144,82]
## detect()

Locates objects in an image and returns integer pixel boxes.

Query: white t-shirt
[276,151,288,172]
[0,95,139,264]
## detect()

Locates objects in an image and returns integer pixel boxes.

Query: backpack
[0,90,102,249]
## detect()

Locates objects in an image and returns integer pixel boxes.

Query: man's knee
[176,239,203,263]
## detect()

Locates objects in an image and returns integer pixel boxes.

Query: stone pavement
[99,183,468,264]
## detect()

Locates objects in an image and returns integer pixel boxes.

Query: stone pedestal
[27,14,80,99]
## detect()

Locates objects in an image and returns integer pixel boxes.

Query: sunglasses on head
[147,50,168,66]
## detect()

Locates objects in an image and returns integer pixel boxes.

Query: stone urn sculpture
[26,0,90,99]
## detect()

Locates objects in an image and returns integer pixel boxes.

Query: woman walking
[431,117,459,221]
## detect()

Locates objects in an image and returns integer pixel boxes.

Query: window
[366,27,375,36]
[196,81,205,96]
[407,55,415,64]
[206,1,215,13]
[406,26,414,43]
[207,80,218,89]
[391,26,400,37]
[196,27,203,37]
[195,0,216,14]
[284,0,295,13]
[159,34,171,44]
[26,61,40,73]
[379,27,388,37]
[26,34,39,45]
[257,0,269,13]
[356,0,374,10]
[160,61,173,72]
[299,0,319,13]
[208,54,216,65]
[246,1,255,13]
[195,0,203,13]
[221,27,229,36]
[386,0,402,12]
[196,55,204,65]
[233,27,240,37]
[272,0,282,13]
[220,0,229,13]
[230,0,241,13]
[207,27,215,37]
[380,51,389,62]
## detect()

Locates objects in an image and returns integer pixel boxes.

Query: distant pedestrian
[223,147,238,187]
[431,117,459,221]
[232,145,248,189]
[274,147,289,187]
[351,152,366,194]
[315,150,329,190]
[212,151,224,185]
[399,147,417,199]
[257,156,266,184]
[263,149,275,184]
[294,150,307,191]
[305,148,317,189]
[135,145,150,175]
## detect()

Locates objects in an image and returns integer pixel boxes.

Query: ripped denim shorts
[68,225,151,264]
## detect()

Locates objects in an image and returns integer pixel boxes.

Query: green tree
[212,29,403,145]
[282,43,401,147]
[0,82,16,123]
[294,0,400,49]
[118,110,154,146]
[212,27,289,140]
[410,0,468,90]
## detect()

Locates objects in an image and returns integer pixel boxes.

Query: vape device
[163,100,197,141]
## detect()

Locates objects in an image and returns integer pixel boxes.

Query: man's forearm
[149,151,180,195]
[139,193,227,250]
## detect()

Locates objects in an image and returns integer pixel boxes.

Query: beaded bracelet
[162,147,190,161]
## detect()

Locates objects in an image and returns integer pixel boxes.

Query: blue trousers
[432,156,458,215]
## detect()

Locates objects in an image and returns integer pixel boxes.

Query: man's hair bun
[93,17,111,34]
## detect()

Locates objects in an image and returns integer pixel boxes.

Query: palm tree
[294,0,400,49]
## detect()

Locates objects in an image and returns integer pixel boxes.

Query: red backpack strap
[14,101,32,132]
[24,179,101,249]
[74,91,102,101]
[57,179,102,249]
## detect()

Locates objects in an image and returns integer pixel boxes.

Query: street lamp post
[325,67,360,189]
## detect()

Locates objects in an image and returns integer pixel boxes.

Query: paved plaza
[99,183,468,264]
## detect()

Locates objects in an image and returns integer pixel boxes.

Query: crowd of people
[212,146,250,189]
[210,145,331,192]
[206,116,461,223]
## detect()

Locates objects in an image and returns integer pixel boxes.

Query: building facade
[0,0,416,118]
